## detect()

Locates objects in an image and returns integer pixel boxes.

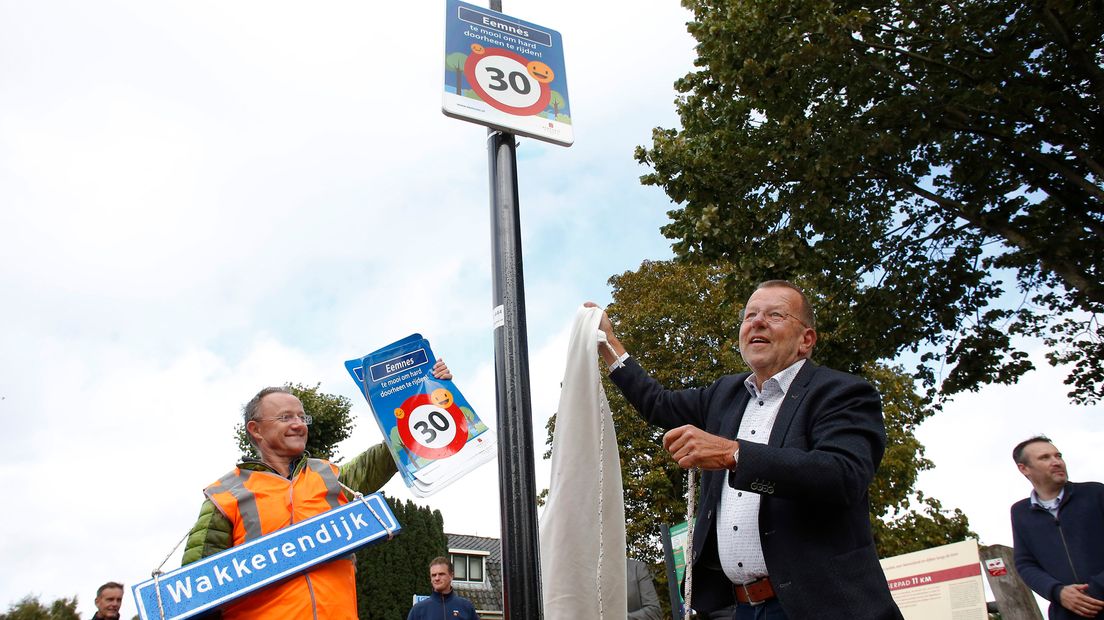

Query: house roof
[447,533,503,612]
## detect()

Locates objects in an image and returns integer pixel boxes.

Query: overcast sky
[1,2,1100,618]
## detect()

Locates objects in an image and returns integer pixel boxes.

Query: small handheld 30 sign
[345,334,496,497]
[132,494,399,620]
[442,0,572,146]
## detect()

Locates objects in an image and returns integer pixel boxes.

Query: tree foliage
[863,364,974,556]
[355,496,448,620]
[580,260,972,565]
[0,596,79,620]
[235,382,356,462]
[636,0,1104,404]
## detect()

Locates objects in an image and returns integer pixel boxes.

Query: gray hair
[1013,435,1053,465]
[96,582,124,597]
[243,387,293,451]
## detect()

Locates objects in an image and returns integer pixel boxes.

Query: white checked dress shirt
[717,358,807,585]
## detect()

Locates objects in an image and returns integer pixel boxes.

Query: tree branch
[885,172,1104,304]
[851,35,980,82]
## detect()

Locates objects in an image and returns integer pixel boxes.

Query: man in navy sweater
[1011,436,1104,619]
[407,557,479,620]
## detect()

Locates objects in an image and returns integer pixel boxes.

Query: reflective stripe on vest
[205,469,263,541]
[204,459,346,544]
[307,458,344,510]
[305,459,353,565]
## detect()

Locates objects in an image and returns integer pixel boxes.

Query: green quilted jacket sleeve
[339,441,398,496]
[181,498,233,565]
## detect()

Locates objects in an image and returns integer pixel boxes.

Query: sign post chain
[488,127,543,620]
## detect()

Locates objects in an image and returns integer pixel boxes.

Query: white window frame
[449,548,490,584]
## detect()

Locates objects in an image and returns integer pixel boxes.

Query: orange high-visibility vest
[204,459,356,620]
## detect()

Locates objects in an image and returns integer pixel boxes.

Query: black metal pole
[487,129,543,618]
[484,2,541,616]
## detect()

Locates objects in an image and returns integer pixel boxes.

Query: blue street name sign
[132,493,400,620]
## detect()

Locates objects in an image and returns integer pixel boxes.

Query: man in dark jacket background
[1011,436,1104,619]
[90,582,123,620]
[407,557,479,620]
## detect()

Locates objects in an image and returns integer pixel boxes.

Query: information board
[880,539,988,619]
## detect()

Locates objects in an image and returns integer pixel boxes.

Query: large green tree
[0,596,79,620]
[580,260,971,568]
[636,0,1104,404]
[234,382,356,461]
[355,497,448,620]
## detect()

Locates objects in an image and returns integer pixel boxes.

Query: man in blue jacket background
[1011,436,1104,619]
[407,557,479,620]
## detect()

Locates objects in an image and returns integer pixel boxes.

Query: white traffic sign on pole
[442,0,573,146]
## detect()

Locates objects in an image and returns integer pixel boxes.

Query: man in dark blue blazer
[1010,436,1104,619]
[589,280,901,619]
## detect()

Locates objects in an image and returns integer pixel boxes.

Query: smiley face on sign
[395,393,469,459]
[464,46,552,116]
[526,61,554,84]
[431,388,454,409]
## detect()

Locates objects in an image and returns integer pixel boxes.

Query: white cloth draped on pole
[540,305,627,619]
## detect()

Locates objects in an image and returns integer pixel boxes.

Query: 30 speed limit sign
[395,391,469,460]
[443,0,572,146]
[465,46,553,116]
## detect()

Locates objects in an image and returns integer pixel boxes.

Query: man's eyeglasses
[741,310,809,328]
[256,413,313,425]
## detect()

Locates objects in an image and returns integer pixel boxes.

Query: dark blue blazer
[1011,481,1104,619]
[611,357,902,619]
